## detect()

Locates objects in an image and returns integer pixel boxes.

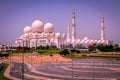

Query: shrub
[59,49,70,56]
[0,54,9,58]
[82,54,88,58]
[97,44,114,52]
[70,49,76,53]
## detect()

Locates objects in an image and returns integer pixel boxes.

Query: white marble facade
[15,20,66,48]
[15,19,109,48]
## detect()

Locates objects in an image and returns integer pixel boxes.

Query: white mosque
[15,20,66,48]
[15,10,109,48]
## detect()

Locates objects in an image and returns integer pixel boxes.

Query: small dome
[101,40,105,43]
[85,40,89,44]
[32,20,44,33]
[94,40,98,43]
[67,39,71,43]
[61,33,66,39]
[98,40,101,43]
[76,39,80,43]
[90,40,93,43]
[55,32,61,38]
[72,39,76,43]
[44,23,54,33]
[24,26,32,33]
[19,35,24,39]
[80,40,85,43]
[83,37,88,40]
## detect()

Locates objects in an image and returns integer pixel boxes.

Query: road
[10,59,120,80]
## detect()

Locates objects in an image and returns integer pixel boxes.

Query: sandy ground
[1,53,71,64]
[1,52,119,64]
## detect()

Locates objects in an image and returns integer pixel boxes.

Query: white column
[72,9,76,47]
[101,16,105,41]
[67,23,70,40]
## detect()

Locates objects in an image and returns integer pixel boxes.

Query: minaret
[101,16,105,41]
[67,23,70,40]
[72,9,76,46]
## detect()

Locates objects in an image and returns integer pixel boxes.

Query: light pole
[9,50,12,77]
[21,41,25,80]
[30,50,32,70]
[40,53,42,64]
[72,58,73,78]
[50,54,53,68]
[22,50,24,80]
[93,59,95,80]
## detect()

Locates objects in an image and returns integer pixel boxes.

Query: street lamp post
[29,48,33,70]
[31,52,32,70]
[21,50,24,80]
[72,58,73,78]
[93,59,95,80]
[50,54,53,68]
[21,41,25,80]
[10,50,12,77]
[40,53,42,64]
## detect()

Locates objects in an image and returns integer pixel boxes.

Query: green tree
[114,44,120,52]
[88,45,96,52]
[75,44,86,49]
[46,45,50,49]
[97,44,114,52]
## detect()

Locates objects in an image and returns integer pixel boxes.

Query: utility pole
[21,41,24,80]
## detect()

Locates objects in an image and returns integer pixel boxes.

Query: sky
[0,0,120,45]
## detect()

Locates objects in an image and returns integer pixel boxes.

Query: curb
[4,63,20,80]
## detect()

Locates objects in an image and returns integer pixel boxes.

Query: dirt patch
[1,54,71,64]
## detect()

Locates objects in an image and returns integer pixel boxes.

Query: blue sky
[0,0,120,44]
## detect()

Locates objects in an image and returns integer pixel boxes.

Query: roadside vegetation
[89,44,120,52]
[1,44,120,60]
[0,54,9,59]
[58,44,120,60]
[0,63,11,80]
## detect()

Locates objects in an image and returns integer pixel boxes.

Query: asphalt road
[10,59,120,80]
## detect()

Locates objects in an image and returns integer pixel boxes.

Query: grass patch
[63,52,120,60]
[36,49,62,55]
[89,55,120,60]
[63,54,76,58]
[0,63,11,80]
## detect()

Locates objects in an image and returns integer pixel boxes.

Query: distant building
[0,44,6,52]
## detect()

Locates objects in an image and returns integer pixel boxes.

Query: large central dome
[32,20,44,33]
